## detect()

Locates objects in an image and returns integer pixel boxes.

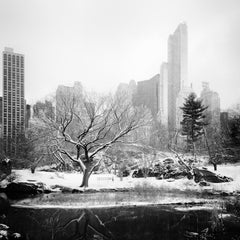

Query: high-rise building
[133,74,160,116]
[2,47,25,155]
[0,97,2,138]
[200,82,220,128]
[0,97,2,125]
[159,62,168,126]
[168,22,188,132]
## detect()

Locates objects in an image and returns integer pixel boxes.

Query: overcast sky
[0,0,239,109]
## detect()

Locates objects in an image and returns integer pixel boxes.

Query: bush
[225,197,240,216]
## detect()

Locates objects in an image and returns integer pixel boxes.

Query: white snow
[11,163,240,194]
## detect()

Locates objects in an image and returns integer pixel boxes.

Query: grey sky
[0,0,239,109]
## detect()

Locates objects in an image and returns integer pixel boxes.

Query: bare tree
[38,91,151,187]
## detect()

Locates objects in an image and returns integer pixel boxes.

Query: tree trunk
[80,167,92,187]
[213,163,217,171]
[192,142,197,161]
[80,161,97,187]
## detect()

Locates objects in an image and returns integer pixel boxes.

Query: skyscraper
[0,97,2,138]
[168,22,188,132]
[2,47,25,155]
[159,62,168,126]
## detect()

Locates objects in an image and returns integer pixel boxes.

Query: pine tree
[180,93,208,156]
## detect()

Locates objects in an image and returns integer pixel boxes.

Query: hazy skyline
[0,0,240,109]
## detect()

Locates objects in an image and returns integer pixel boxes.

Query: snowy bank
[8,163,240,195]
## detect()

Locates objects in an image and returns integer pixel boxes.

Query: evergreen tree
[180,93,208,156]
[228,115,240,147]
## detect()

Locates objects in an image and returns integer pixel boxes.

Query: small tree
[203,124,224,171]
[180,93,207,158]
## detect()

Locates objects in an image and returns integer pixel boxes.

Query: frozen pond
[12,191,224,208]
[3,191,240,240]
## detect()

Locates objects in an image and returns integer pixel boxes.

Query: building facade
[0,97,2,138]
[115,80,137,103]
[159,62,168,126]
[56,81,83,122]
[168,22,188,132]
[220,112,229,136]
[2,48,25,155]
[133,74,160,117]
[200,82,220,128]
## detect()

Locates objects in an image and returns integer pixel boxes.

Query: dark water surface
[4,192,240,240]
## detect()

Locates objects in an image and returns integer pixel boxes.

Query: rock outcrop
[0,158,12,182]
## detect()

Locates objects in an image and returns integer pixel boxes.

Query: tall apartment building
[200,82,220,128]
[133,74,160,117]
[168,22,188,132]
[2,48,25,155]
[159,62,168,126]
[0,97,2,138]
[0,97,2,124]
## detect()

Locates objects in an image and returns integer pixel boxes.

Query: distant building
[56,81,83,122]
[159,62,168,126]
[2,48,25,155]
[168,23,188,132]
[220,112,229,135]
[133,74,160,116]
[115,80,137,102]
[200,82,220,128]
[25,104,31,128]
[33,100,55,120]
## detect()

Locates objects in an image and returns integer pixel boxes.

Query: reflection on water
[3,192,240,240]
[12,191,222,208]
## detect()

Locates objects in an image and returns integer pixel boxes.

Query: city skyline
[0,0,240,109]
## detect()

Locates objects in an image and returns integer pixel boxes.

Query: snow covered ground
[10,163,240,194]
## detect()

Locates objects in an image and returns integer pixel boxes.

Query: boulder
[0,224,22,239]
[163,158,175,165]
[0,158,12,182]
[0,193,10,217]
[155,163,191,180]
[132,168,156,178]
[5,182,44,196]
[193,168,233,183]
[199,181,210,187]
[61,187,83,193]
